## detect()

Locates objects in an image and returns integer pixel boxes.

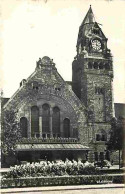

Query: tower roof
[77,6,97,46]
[77,6,107,51]
[81,5,96,27]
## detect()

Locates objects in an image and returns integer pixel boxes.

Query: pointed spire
[81,5,96,25]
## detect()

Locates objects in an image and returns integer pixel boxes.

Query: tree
[107,117,124,168]
[1,109,21,156]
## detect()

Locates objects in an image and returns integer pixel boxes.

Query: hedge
[1,174,124,188]
[3,160,100,178]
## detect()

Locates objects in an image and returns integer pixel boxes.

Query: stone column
[70,123,73,138]
[39,116,42,137]
[39,107,42,138]
[60,112,63,137]
[60,122,63,137]
[24,107,31,138]
[49,107,53,138]
[28,108,31,138]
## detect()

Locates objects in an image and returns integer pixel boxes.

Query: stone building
[1,6,114,166]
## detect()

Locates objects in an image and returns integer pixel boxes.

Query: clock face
[92,39,101,51]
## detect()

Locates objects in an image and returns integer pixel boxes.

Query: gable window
[52,107,60,135]
[31,106,39,137]
[32,81,39,90]
[63,118,70,138]
[42,104,50,133]
[20,117,28,138]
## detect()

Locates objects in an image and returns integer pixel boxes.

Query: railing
[18,137,79,144]
[31,133,61,139]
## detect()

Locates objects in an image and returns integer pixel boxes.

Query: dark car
[94,160,111,168]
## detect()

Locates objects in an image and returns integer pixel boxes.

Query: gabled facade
[1,6,114,167]
[4,56,87,141]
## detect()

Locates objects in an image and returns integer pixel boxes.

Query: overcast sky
[0,0,125,103]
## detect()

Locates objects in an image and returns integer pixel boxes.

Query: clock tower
[72,6,114,161]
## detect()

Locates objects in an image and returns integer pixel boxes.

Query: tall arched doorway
[20,117,28,138]
[52,107,60,137]
[42,104,50,137]
[63,118,70,138]
[31,106,39,137]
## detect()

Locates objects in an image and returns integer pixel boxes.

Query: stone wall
[72,53,113,162]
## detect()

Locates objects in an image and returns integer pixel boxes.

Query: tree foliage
[107,117,124,151]
[1,109,21,155]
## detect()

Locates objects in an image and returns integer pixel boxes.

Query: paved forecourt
[1,184,124,193]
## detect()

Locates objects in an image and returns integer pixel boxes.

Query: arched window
[52,107,60,137]
[20,117,28,138]
[31,106,39,137]
[42,104,50,134]
[63,118,70,138]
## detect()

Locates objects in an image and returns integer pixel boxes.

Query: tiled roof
[16,144,90,151]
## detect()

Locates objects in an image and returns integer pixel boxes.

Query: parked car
[94,160,111,168]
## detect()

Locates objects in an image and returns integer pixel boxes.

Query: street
[41,188,124,194]
[2,187,124,194]
[7,188,124,194]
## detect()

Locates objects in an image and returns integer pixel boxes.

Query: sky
[0,0,125,103]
